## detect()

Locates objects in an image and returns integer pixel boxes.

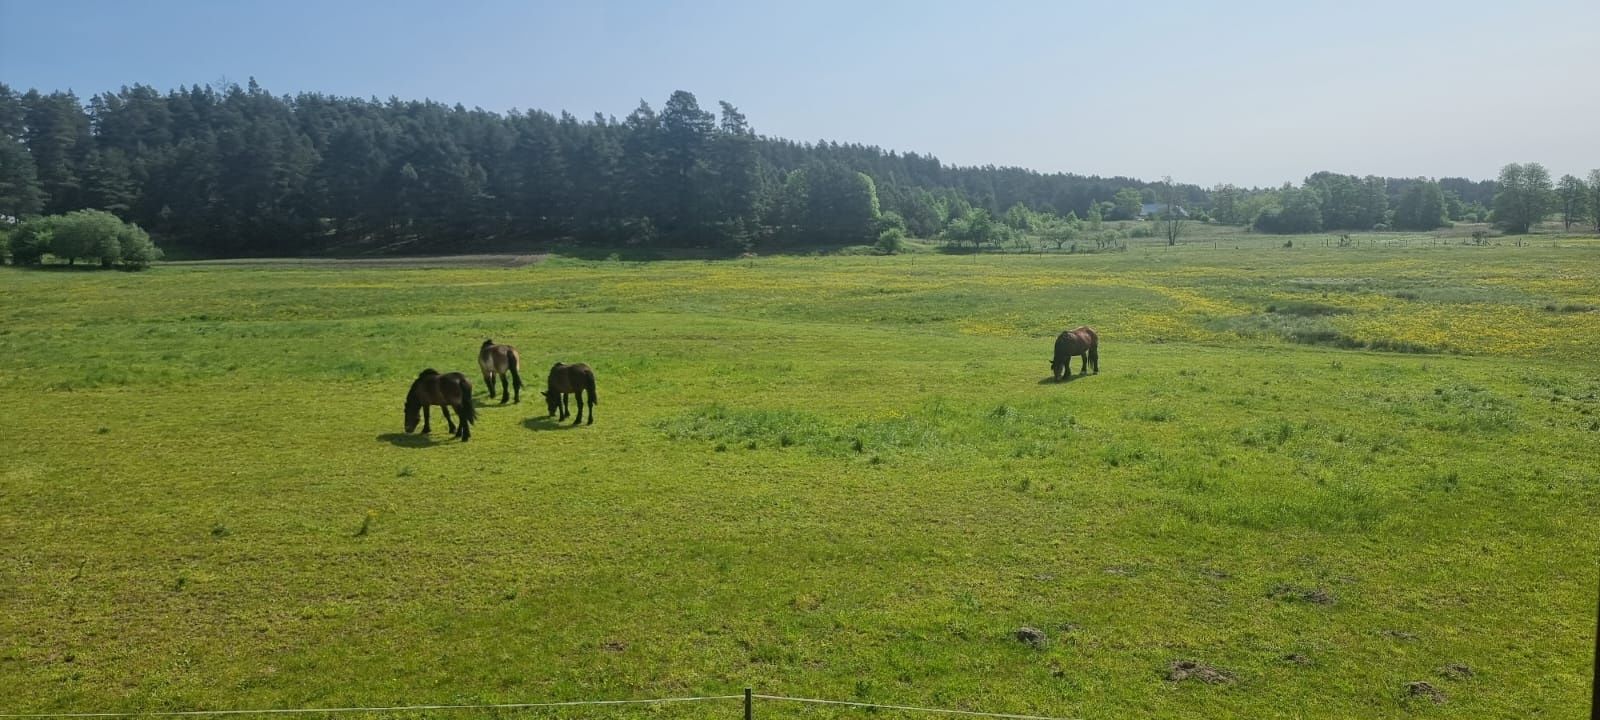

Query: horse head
[403,395,421,433]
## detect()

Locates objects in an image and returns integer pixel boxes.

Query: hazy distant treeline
[1,80,1587,256]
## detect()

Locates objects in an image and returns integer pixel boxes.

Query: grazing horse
[1051,326,1099,381]
[543,362,598,426]
[477,339,523,404]
[404,369,477,441]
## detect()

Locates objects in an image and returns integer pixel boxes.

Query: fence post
[744,688,753,720]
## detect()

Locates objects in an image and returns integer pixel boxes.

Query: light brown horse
[1051,326,1099,381]
[543,362,598,426]
[477,339,523,404]
[404,369,477,441]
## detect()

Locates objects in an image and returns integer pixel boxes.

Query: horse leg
[1080,352,1088,375]
[561,393,571,420]
[499,372,509,404]
[422,405,432,434]
[443,406,457,435]
[585,390,594,425]
[572,392,583,425]
[457,405,470,442]
[1090,347,1099,374]
[483,373,495,399]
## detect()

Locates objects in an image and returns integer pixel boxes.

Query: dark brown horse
[1051,326,1099,381]
[404,369,477,441]
[477,339,522,404]
[543,362,597,425]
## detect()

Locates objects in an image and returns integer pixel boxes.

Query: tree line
[1208,165,1600,235]
[0,81,1209,257]
[2,80,1594,259]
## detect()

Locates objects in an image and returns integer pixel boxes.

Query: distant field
[162,253,550,269]
[2,233,1598,719]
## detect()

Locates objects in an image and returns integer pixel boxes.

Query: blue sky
[3,0,1596,186]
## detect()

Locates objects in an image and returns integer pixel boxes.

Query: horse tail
[508,348,523,391]
[456,376,477,427]
[586,370,598,406]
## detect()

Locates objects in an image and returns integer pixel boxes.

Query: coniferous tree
[23,90,93,214]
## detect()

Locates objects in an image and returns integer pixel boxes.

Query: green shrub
[117,223,163,269]
[875,227,906,255]
[9,217,54,265]
[875,211,907,236]
[51,210,127,266]
[8,210,162,269]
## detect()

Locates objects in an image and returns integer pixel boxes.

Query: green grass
[2,234,1598,719]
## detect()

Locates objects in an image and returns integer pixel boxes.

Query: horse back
[1054,326,1097,358]
[479,344,515,372]
[547,362,594,392]
[412,371,470,405]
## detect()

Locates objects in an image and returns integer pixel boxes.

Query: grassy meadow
[2,233,1598,719]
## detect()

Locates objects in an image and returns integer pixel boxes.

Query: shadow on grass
[375,432,452,447]
[522,417,588,432]
[8,263,145,273]
[1036,373,1096,385]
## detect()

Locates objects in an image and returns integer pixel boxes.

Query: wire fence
[0,689,1081,720]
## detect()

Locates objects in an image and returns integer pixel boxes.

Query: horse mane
[417,368,440,378]
[482,339,494,347]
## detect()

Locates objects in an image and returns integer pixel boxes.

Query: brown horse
[404,369,477,441]
[543,362,598,426]
[477,339,523,404]
[1051,326,1099,381]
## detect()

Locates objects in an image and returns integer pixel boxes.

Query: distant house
[1141,203,1188,218]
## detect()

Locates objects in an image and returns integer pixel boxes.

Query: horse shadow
[1038,374,1087,385]
[376,432,445,447]
[522,417,577,432]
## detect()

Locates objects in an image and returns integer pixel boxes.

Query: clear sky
[2,0,1596,187]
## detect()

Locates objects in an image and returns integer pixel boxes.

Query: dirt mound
[1438,663,1473,680]
[1165,660,1234,684]
[1405,681,1446,704]
[1014,627,1047,648]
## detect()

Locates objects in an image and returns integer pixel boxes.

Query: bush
[117,223,163,268]
[9,217,54,265]
[875,211,907,236]
[49,210,126,265]
[875,227,906,255]
[8,211,162,269]
[1129,224,1154,238]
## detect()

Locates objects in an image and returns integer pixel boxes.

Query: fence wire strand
[0,696,745,719]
